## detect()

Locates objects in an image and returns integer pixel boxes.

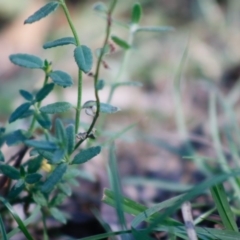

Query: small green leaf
[71,146,101,164]
[41,163,67,193]
[25,173,42,184]
[43,37,76,49]
[111,36,131,50]
[131,2,142,24]
[74,45,93,73]
[9,54,44,69]
[0,151,4,162]
[58,183,72,196]
[82,101,120,114]
[27,155,43,173]
[50,193,67,207]
[35,83,54,102]
[93,2,107,12]
[96,79,105,90]
[25,140,58,151]
[52,149,65,164]
[55,119,67,146]
[19,109,34,119]
[19,90,33,101]
[49,70,73,87]
[95,44,111,58]
[66,124,75,155]
[0,165,20,180]
[24,2,59,24]
[100,103,121,113]
[135,26,174,33]
[40,102,72,114]
[63,168,82,180]
[35,112,51,129]
[38,150,54,163]
[0,215,8,240]
[5,130,28,146]
[32,192,48,206]
[8,179,25,199]
[9,102,32,123]
[49,207,67,224]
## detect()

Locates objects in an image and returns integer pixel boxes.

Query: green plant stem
[74,0,117,150]
[60,0,82,134]
[28,74,48,134]
[41,209,49,240]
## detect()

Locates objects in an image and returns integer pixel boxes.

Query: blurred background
[1,0,240,239]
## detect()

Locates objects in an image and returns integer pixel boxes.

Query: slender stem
[59,0,80,46]
[60,0,82,134]
[41,209,49,240]
[28,74,48,134]
[74,0,118,150]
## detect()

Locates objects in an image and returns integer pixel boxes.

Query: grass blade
[0,197,34,240]
[210,183,238,232]
[0,215,8,240]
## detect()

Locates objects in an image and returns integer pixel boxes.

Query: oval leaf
[49,70,73,87]
[43,37,76,49]
[82,101,120,114]
[9,54,44,69]
[41,163,67,193]
[19,109,34,119]
[40,102,72,114]
[24,2,59,24]
[71,146,101,164]
[58,183,72,196]
[49,207,67,224]
[19,90,33,101]
[52,149,65,164]
[111,36,130,50]
[35,83,55,102]
[25,173,42,184]
[74,45,93,73]
[9,102,31,123]
[27,155,43,173]
[5,130,28,146]
[55,119,67,145]
[32,192,48,206]
[66,124,75,155]
[131,3,142,24]
[38,150,54,163]
[25,140,58,151]
[35,112,51,129]
[96,79,105,90]
[0,165,20,180]
[8,179,25,199]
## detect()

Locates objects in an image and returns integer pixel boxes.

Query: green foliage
[9,102,32,123]
[131,2,142,24]
[49,207,67,224]
[43,37,77,49]
[40,102,72,114]
[0,165,20,180]
[25,173,42,184]
[24,2,59,24]
[25,140,58,151]
[5,130,28,146]
[0,151,4,162]
[19,90,34,102]
[35,83,54,102]
[41,163,67,193]
[111,35,131,50]
[49,70,73,87]
[71,146,101,164]
[65,124,75,155]
[74,45,93,73]
[9,54,44,69]
[8,179,25,199]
